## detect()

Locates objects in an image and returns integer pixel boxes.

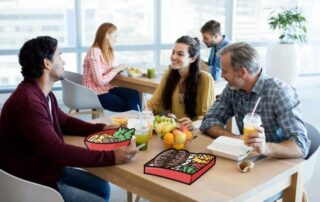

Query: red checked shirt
[83,47,119,95]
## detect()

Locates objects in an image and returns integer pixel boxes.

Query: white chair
[62,71,105,119]
[301,123,320,202]
[0,169,64,202]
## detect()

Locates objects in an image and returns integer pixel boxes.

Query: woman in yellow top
[148,35,215,130]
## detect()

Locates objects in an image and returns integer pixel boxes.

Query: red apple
[172,129,186,144]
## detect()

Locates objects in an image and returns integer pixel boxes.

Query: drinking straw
[137,104,142,117]
[136,143,146,150]
[137,104,144,124]
[250,97,261,120]
[143,95,149,111]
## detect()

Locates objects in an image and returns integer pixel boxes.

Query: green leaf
[113,127,133,141]
[268,6,307,43]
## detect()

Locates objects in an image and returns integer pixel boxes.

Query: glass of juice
[135,127,149,151]
[243,113,262,142]
[147,68,155,79]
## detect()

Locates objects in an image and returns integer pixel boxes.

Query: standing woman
[147,36,215,130]
[83,22,141,112]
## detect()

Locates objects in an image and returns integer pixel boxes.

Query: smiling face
[170,43,195,70]
[220,52,245,90]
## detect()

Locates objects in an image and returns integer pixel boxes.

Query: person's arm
[206,125,238,138]
[16,103,116,167]
[246,127,304,158]
[200,87,237,138]
[274,85,310,158]
[245,85,310,158]
[86,48,120,86]
[147,70,170,114]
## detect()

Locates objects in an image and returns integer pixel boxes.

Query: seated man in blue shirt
[200,20,231,80]
[200,42,310,158]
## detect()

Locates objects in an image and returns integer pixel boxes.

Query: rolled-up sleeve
[274,85,311,157]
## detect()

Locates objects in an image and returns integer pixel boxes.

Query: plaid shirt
[200,71,311,157]
[83,47,118,95]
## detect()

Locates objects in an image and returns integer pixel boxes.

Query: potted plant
[266,6,307,85]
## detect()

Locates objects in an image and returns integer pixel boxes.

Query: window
[0,0,319,91]
[0,0,75,90]
[161,0,226,44]
[0,0,75,49]
[81,0,154,46]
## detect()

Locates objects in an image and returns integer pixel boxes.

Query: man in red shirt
[0,36,137,202]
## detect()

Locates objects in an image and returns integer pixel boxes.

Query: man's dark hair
[19,36,58,78]
[200,20,221,36]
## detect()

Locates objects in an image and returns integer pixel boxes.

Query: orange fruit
[163,132,174,144]
[184,129,192,141]
[172,143,185,150]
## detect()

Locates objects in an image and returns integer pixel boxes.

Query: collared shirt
[208,35,231,80]
[83,47,118,95]
[200,70,311,157]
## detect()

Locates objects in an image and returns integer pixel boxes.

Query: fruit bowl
[84,127,135,151]
[161,128,193,150]
[153,115,193,150]
[153,115,176,139]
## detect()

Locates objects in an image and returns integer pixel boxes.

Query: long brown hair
[161,36,201,119]
[92,22,117,65]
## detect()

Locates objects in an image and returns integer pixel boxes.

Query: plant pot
[266,43,301,85]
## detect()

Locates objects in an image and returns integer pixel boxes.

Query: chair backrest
[62,71,104,110]
[64,70,83,85]
[0,169,64,202]
[303,122,320,183]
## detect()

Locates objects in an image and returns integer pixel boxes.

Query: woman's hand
[114,64,127,74]
[177,117,194,131]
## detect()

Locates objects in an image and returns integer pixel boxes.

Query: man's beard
[229,76,244,91]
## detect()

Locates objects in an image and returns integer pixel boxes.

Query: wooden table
[110,74,161,94]
[110,74,227,95]
[64,116,305,202]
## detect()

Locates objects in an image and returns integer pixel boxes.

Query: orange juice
[243,113,261,142]
[243,127,257,141]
